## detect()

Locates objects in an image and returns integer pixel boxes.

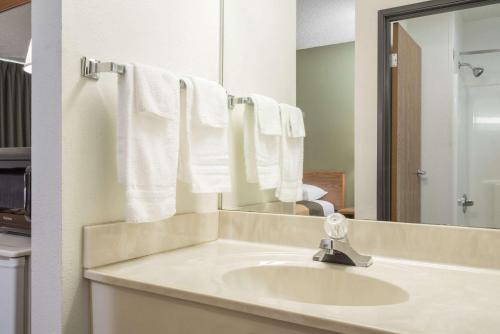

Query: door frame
[377,0,500,221]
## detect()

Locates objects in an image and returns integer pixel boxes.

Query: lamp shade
[23,40,32,74]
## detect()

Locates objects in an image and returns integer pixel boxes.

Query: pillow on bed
[302,184,328,201]
[311,199,335,216]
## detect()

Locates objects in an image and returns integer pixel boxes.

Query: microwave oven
[0,148,31,231]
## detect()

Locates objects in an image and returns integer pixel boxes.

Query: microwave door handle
[24,166,31,219]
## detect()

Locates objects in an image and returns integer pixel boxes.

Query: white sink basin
[223,265,409,306]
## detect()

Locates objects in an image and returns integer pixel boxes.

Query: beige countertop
[85,239,500,334]
[0,232,31,258]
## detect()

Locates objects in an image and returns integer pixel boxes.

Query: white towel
[133,64,180,118]
[252,94,282,136]
[243,94,281,189]
[178,76,231,193]
[276,104,305,202]
[191,76,228,128]
[117,64,180,223]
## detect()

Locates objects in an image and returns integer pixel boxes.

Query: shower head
[473,67,485,77]
[459,62,485,77]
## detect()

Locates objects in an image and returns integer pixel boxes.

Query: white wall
[355,0,429,220]
[33,1,222,333]
[222,0,296,210]
[32,0,62,332]
[462,16,500,51]
[0,4,31,61]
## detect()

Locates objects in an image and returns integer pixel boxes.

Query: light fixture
[23,40,31,74]
[475,116,500,125]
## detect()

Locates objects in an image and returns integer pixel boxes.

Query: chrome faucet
[313,213,372,267]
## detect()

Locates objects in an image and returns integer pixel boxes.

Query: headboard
[303,171,345,210]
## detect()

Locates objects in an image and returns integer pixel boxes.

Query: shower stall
[398,8,500,228]
[456,47,500,229]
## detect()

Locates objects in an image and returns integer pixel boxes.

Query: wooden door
[391,23,422,223]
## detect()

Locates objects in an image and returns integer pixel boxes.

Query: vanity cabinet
[90,282,337,334]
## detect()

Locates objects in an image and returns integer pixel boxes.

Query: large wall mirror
[221,0,354,218]
[378,0,500,229]
[220,0,500,230]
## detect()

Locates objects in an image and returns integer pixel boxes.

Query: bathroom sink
[223,265,409,306]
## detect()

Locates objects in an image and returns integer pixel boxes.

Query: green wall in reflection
[297,42,355,208]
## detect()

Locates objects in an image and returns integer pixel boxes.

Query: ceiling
[297,0,355,50]
[459,3,500,22]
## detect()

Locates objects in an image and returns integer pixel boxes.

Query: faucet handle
[324,213,348,240]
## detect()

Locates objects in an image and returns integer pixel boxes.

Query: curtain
[0,60,31,148]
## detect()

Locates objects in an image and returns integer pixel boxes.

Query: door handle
[416,169,426,177]
[24,166,31,222]
[458,194,474,213]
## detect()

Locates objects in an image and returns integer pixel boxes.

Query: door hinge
[391,53,398,68]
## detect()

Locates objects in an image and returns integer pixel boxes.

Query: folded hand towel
[288,106,306,138]
[178,76,231,193]
[251,94,282,136]
[276,104,305,202]
[190,76,228,128]
[117,64,180,223]
[133,63,180,118]
[243,94,281,189]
